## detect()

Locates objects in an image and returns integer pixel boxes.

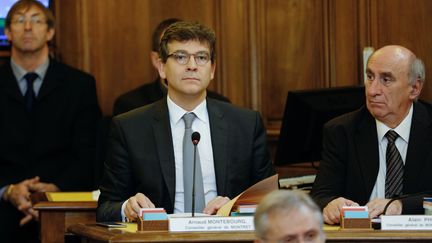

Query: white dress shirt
[166,96,217,213]
[369,104,413,201]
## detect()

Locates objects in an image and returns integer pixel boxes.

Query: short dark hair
[151,18,181,52]
[159,21,216,63]
[6,0,55,30]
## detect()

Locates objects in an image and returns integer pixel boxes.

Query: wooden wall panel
[53,0,86,69]
[217,0,253,108]
[260,0,327,127]
[53,0,432,124]
[54,0,219,115]
[327,0,363,87]
[370,0,432,101]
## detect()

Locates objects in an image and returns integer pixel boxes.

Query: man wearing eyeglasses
[97,21,275,222]
[0,1,101,241]
[112,18,230,116]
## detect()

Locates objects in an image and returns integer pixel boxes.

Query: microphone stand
[192,142,198,217]
[383,190,432,215]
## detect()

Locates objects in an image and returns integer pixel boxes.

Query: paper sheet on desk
[123,223,138,232]
[323,224,340,231]
[216,174,278,216]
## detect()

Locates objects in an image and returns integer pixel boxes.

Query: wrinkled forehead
[368,48,411,74]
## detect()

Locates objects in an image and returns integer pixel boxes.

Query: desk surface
[69,223,432,243]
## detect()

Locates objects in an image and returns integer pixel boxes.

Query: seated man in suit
[311,45,431,224]
[254,190,325,243]
[97,21,275,221]
[113,18,229,116]
[0,0,101,242]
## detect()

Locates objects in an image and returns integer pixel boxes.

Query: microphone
[383,190,432,215]
[191,131,201,217]
[192,132,200,145]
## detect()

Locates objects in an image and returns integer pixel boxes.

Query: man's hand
[203,196,230,215]
[6,177,40,209]
[5,176,41,226]
[366,198,402,218]
[323,197,359,225]
[19,208,39,226]
[29,182,60,193]
[124,193,155,221]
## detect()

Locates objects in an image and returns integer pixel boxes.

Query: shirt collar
[167,95,208,126]
[10,57,50,81]
[376,103,413,143]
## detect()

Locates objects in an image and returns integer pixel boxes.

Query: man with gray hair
[312,45,432,225]
[254,190,325,243]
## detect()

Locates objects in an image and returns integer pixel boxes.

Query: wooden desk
[69,223,432,243]
[34,201,97,243]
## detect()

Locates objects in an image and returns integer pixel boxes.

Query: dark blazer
[0,59,101,190]
[0,59,101,241]
[311,101,432,214]
[112,78,230,115]
[97,98,275,221]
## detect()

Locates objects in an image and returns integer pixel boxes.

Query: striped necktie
[385,130,404,198]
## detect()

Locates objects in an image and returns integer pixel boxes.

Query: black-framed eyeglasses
[167,51,210,66]
[11,15,47,27]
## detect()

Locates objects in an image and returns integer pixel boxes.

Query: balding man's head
[368,45,424,85]
[365,45,424,128]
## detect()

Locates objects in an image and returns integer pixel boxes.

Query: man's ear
[46,28,55,42]
[409,79,423,100]
[210,62,216,80]
[150,51,159,70]
[5,28,12,41]
[157,59,167,80]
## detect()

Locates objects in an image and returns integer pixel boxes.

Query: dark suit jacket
[0,59,101,240]
[311,101,432,214]
[112,78,230,115]
[97,98,275,221]
[0,59,101,190]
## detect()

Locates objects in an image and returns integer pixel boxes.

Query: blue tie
[24,72,38,112]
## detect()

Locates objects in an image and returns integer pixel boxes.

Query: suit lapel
[404,102,432,192]
[37,60,62,100]
[152,100,176,205]
[0,63,26,105]
[207,99,229,195]
[355,108,380,199]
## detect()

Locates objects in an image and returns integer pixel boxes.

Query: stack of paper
[341,206,369,219]
[140,208,168,220]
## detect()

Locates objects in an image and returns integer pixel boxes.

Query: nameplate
[381,215,432,230]
[169,216,254,232]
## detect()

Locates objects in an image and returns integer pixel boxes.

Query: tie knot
[385,130,399,143]
[182,112,196,129]
[24,72,39,84]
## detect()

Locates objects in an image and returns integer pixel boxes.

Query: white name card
[169,216,254,232]
[381,215,432,230]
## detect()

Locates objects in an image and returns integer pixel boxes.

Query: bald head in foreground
[254,190,325,243]
[312,45,432,224]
